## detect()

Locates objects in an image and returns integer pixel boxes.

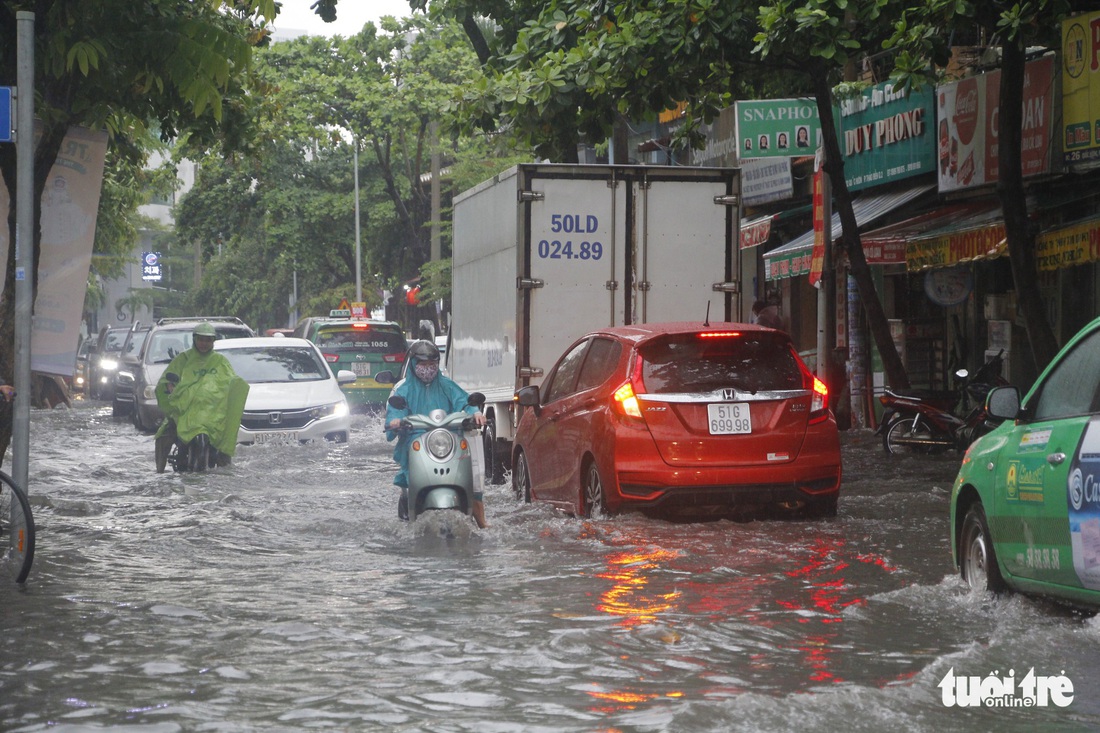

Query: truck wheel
[486,413,506,482]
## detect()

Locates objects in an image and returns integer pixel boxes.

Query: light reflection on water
[1,404,1099,731]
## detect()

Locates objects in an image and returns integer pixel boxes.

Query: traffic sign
[0,87,11,143]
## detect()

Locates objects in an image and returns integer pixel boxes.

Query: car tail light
[612,381,642,418]
[321,352,339,363]
[697,330,741,339]
[383,353,406,363]
[352,323,371,330]
[809,374,829,423]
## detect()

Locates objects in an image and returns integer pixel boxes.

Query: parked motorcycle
[385,391,487,522]
[876,350,1008,455]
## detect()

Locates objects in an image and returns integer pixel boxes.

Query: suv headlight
[99,358,119,371]
[425,429,455,460]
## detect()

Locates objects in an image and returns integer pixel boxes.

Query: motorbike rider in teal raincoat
[385,340,488,527]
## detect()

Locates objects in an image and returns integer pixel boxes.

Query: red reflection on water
[595,547,682,628]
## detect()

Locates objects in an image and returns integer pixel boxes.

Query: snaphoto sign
[735,98,821,159]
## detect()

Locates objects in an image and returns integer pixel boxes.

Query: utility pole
[12,11,34,491]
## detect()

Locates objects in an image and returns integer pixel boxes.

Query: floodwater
[3,402,1100,732]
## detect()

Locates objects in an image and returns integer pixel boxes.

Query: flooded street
[4,401,1100,731]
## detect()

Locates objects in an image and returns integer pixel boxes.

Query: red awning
[860,202,1003,266]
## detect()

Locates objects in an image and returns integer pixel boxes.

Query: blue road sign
[0,87,10,143]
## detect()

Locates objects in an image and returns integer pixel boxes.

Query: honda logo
[722,388,736,400]
[268,412,282,425]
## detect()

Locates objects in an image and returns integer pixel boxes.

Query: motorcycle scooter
[876,349,1008,455]
[385,391,487,523]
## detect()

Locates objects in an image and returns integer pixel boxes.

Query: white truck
[448,163,742,478]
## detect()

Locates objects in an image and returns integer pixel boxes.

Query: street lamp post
[353,141,362,303]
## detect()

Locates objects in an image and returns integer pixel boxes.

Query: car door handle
[1047,452,1067,466]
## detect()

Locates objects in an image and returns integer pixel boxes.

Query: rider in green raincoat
[154,322,248,472]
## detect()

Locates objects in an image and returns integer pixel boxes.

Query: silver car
[215,337,355,444]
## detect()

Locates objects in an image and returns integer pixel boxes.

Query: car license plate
[707,403,751,435]
[352,362,371,377]
[254,430,298,445]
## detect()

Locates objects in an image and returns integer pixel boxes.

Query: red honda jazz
[512,322,841,520]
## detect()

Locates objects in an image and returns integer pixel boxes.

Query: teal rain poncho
[155,348,248,458]
[385,371,478,488]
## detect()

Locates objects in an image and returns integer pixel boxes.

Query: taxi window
[1030,330,1100,421]
[315,326,405,353]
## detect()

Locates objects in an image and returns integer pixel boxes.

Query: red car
[512,322,841,520]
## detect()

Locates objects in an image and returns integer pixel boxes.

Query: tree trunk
[811,68,910,390]
[998,38,1059,369]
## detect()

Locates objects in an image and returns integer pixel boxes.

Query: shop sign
[906,224,1006,271]
[741,157,793,205]
[1063,11,1100,166]
[735,98,821,159]
[936,55,1055,192]
[837,80,935,191]
[766,249,814,280]
[740,216,773,249]
[1036,217,1100,271]
[693,105,738,167]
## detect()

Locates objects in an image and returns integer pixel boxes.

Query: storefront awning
[903,203,1006,271]
[763,183,935,280]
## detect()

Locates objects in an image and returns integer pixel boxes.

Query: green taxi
[293,314,407,409]
[952,316,1100,607]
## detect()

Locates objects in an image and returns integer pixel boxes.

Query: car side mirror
[516,385,541,416]
[336,369,357,385]
[986,385,1020,421]
[375,370,395,385]
[388,394,408,410]
[467,392,486,409]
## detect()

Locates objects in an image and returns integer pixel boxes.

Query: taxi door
[992,327,1100,588]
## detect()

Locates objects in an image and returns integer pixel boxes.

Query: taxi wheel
[959,502,1007,594]
[512,450,532,503]
[580,460,606,519]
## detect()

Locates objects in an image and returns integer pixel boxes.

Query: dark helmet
[407,340,440,363]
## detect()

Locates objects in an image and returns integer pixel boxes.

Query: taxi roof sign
[329,309,351,318]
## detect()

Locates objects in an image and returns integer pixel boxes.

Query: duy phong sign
[836,80,935,191]
[936,54,1056,192]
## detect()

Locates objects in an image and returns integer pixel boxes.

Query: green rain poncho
[155,348,248,458]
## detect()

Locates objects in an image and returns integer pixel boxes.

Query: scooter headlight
[425,429,455,460]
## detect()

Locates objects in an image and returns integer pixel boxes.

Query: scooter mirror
[388,394,408,410]
[954,368,969,380]
[467,392,486,409]
[375,369,395,385]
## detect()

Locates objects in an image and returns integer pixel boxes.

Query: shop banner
[809,169,826,287]
[740,215,773,250]
[906,223,1007,271]
[837,80,935,192]
[735,98,821,159]
[936,54,1056,192]
[1063,11,1100,166]
[741,157,793,205]
[1036,217,1100,271]
[0,126,108,376]
[766,248,814,280]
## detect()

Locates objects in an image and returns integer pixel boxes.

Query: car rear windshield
[639,332,804,394]
[222,347,329,383]
[314,326,405,354]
